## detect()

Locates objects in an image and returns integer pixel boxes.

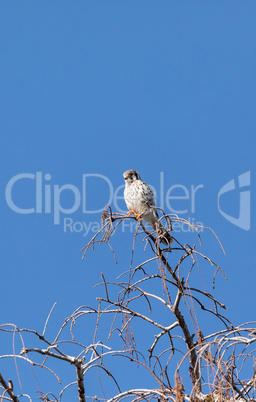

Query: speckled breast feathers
[123,169,173,246]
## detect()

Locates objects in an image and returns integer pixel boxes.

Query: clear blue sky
[1,2,255,399]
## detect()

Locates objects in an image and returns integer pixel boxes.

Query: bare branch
[0,373,19,402]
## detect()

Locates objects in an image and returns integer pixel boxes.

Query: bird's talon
[127,210,141,220]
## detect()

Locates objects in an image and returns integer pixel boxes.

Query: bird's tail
[156,223,173,246]
[144,208,173,246]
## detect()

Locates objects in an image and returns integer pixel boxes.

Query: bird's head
[123,169,140,185]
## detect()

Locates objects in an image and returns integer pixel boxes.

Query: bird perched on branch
[123,169,173,246]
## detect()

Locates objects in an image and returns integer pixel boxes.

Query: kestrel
[123,169,173,246]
